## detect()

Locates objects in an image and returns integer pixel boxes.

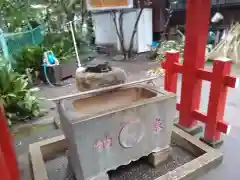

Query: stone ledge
[148,147,172,167]
[29,126,223,180]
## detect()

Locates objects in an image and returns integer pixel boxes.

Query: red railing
[162,52,238,143]
[0,105,20,180]
[161,0,239,144]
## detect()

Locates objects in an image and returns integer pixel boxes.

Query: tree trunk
[80,0,87,36]
[119,10,127,59]
[111,8,144,60]
[151,0,176,59]
[111,11,126,58]
[127,8,144,58]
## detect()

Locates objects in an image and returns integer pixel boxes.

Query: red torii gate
[162,0,238,145]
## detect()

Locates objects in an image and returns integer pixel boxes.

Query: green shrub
[155,40,185,62]
[0,63,41,125]
[13,45,44,85]
[43,33,96,64]
[14,33,97,79]
[14,45,44,73]
[45,35,74,64]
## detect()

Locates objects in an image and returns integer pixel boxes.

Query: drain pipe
[69,21,81,67]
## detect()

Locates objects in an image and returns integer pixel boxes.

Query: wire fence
[0,24,46,63]
[0,16,96,66]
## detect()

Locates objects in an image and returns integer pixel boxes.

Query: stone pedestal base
[148,147,172,167]
[175,123,203,136]
[200,137,224,148]
[75,67,127,91]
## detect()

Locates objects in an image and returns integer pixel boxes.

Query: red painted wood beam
[178,0,211,128]
[0,105,20,180]
[196,68,238,88]
[204,59,233,141]
[163,51,180,93]
[191,110,230,135]
[177,104,230,135]
[0,149,10,180]
[163,62,238,88]
[162,59,239,88]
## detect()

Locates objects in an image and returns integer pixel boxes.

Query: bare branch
[111,10,126,55]
[127,8,144,57]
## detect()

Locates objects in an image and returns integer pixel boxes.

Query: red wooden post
[0,105,20,180]
[178,0,211,128]
[0,148,10,180]
[204,58,233,142]
[162,51,179,93]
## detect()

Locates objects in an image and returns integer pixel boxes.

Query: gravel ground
[45,142,195,180]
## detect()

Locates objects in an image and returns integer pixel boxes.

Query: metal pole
[48,76,159,102]
[69,21,81,67]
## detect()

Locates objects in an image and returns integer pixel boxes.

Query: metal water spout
[211,12,224,23]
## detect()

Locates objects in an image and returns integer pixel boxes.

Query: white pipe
[66,18,81,25]
[69,21,81,67]
[235,78,239,89]
[226,125,231,135]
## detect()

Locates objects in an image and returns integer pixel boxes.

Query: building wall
[137,9,153,52]
[92,13,117,45]
[117,10,138,52]
[92,9,152,53]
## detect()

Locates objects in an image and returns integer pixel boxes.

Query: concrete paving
[13,58,240,180]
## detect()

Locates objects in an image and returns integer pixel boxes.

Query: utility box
[57,85,176,180]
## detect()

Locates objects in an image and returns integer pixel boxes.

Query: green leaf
[33,110,40,117]
[29,87,40,92]
[0,61,41,125]
[6,93,17,98]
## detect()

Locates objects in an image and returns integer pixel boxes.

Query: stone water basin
[73,86,160,115]
[57,86,176,180]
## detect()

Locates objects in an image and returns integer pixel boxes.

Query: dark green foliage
[0,63,41,125]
